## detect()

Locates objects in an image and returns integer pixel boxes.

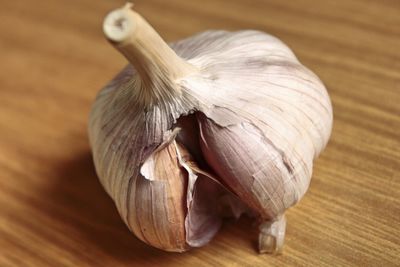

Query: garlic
[88,3,333,254]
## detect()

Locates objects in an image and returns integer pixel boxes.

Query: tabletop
[1,0,399,266]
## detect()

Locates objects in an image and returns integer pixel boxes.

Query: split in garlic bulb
[88,3,333,254]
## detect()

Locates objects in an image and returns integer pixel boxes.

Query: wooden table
[1,0,399,266]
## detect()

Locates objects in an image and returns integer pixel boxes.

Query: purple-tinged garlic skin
[89,4,332,254]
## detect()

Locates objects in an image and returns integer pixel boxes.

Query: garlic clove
[173,139,222,247]
[129,137,188,252]
[174,139,247,246]
[198,114,306,253]
[184,172,223,247]
[198,113,294,219]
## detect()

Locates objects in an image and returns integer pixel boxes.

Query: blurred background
[0,0,399,266]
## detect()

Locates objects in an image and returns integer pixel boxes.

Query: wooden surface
[1,0,399,266]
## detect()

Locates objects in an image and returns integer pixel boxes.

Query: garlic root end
[258,215,286,254]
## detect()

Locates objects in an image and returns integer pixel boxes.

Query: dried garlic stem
[258,215,286,254]
[103,3,196,102]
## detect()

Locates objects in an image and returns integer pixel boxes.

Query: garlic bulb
[88,3,333,254]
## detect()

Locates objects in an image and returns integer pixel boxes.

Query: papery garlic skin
[89,4,332,254]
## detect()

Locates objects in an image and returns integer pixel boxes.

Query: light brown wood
[0,0,399,266]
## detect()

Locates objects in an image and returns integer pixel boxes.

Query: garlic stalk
[88,3,333,254]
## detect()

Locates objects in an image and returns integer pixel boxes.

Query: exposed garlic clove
[174,140,247,246]
[131,138,188,252]
[184,172,223,247]
[198,115,296,219]
[173,139,223,247]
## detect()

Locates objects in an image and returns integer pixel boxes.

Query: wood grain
[0,0,399,266]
